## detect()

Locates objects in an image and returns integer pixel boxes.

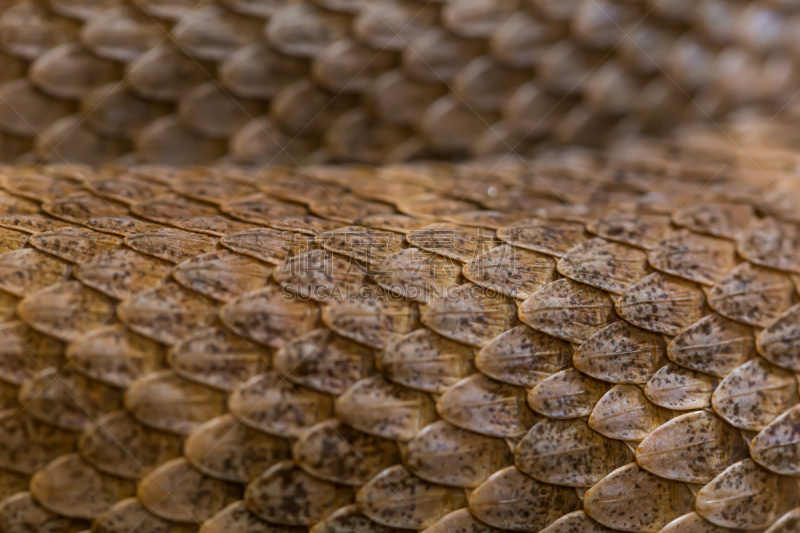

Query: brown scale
[184,414,292,484]
[379,328,476,393]
[557,237,649,295]
[634,410,749,484]
[750,404,800,476]
[173,216,259,237]
[92,497,199,533]
[666,313,756,378]
[658,512,732,533]
[0,213,70,233]
[357,465,467,530]
[223,193,309,225]
[757,303,800,371]
[463,244,557,300]
[273,328,375,395]
[0,492,88,533]
[228,371,335,438]
[41,192,128,224]
[221,227,318,265]
[125,227,219,263]
[647,229,738,287]
[245,461,354,526]
[737,217,800,274]
[78,410,183,481]
[0,320,63,386]
[475,325,572,388]
[468,465,581,532]
[643,363,717,411]
[84,215,165,237]
[711,357,799,431]
[372,248,461,303]
[74,248,171,300]
[322,297,419,350]
[293,418,401,486]
[29,226,123,264]
[172,250,273,303]
[0,409,79,480]
[0,248,70,297]
[514,417,632,488]
[167,325,270,392]
[695,459,799,530]
[538,511,617,533]
[528,368,611,419]
[588,384,672,442]
[317,226,407,265]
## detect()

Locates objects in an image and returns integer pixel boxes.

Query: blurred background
[0,0,798,166]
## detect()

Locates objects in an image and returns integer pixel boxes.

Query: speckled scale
[310,194,395,224]
[437,373,539,438]
[0,409,78,476]
[30,226,123,263]
[258,173,348,205]
[223,193,309,224]
[615,272,707,336]
[0,191,39,217]
[0,226,29,253]
[173,215,259,237]
[574,322,667,384]
[0,320,63,385]
[168,325,269,392]
[65,324,163,388]
[269,215,342,235]
[124,370,227,435]
[173,250,273,302]
[528,368,611,419]
[18,281,116,342]
[757,304,800,371]
[125,227,219,263]
[131,193,218,224]
[293,419,401,486]
[587,211,670,250]
[185,414,291,484]
[229,371,334,438]
[119,283,217,345]
[138,458,242,524]
[644,364,717,410]
[79,410,183,480]
[357,465,467,530]
[274,328,374,395]
[1,172,84,202]
[310,505,400,533]
[317,226,406,265]
[538,511,617,533]
[441,211,517,231]
[322,297,418,350]
[84,215,165,237]
[336,374,436,441]
[666,313,755,378]
[519,278,617,344]
[396,194,479,220]
[558,238,649,295]
[672,202,755,240]
[408,223,500,263]
[647,230,738,286]
[695,459,799,530]
[589,384,672,442]
[635,410,749,483]
[0,491,88,532]
[712,357,799,431]
[202,501,305,533]
[357,213,429,233]
[421,284,517,347]
[246,461,354,526]
[30,453,137,520]
[468,465,581,532]
[497,218,587,258]
[75,248,171,300]
[463,245,557,300]
[0,213,70,234]
[380,328,476,393]
[515,417,633,488]
[750,404,800,475]
[476,325,572,388]
[42,193,128,224]
[275,250,368,302]
[583,463,694,533]
[737,217,800,274]
[405,419,513,488]
[658,512,732,533]
[221,227,317,265]
[171,174,258,206]
[372,248,461,303]
[222,285,320,348]
[0,380,18,411]
[88,175,171,205]
[93,498,198,533]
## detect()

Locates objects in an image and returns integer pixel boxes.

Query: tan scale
[588,384,672,442]
[75,248,171,301]
[527,368,611,419]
